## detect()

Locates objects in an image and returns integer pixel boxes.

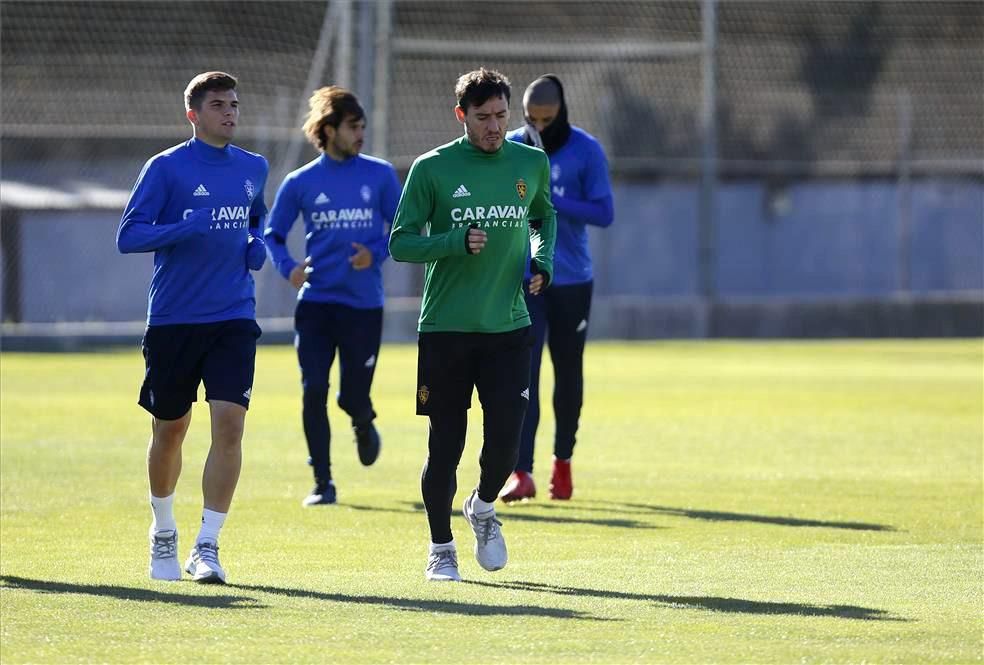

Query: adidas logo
[576,319,588,333]
[193,184,210,196]
[364,354,376,369]
[314,192,331,205]
[521,387,530,400]
[452,184,471,198]
[242,387,252,401]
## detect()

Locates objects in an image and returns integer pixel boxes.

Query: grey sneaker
[462,490,507,571]
[149,528,181,581]
[184,541,226,584]
[425,545,462,582]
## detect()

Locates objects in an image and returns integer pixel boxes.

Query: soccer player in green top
[389,68,556,582]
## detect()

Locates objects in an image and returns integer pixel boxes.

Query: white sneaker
[149,528,181,581]
[184,541,226,584]
[425,545,462,582]
[463,490,507,571]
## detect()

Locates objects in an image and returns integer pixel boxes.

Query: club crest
[515,178,527,200]
[360,185,371,203]
[417,385,430,405]
[244,179,255,201]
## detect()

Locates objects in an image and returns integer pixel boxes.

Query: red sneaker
[499,471,536,503]
[549,458,573,500]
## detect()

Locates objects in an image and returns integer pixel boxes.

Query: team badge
[244,179,255,201]
[515,178,527,200]
[551,164,561,181]
[417,385,430,405]
[360,185,371,203]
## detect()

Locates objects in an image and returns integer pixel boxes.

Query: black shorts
[138,319,262,420]
[415,327,533,416]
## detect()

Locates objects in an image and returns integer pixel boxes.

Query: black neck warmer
[524,74,571,155]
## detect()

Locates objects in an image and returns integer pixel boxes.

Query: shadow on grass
[234,583,614,620]
[463,580,909,622]
[581,501,896,532]
[401,501,662,530]
[0,575,263,609]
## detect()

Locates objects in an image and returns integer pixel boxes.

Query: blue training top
[264,152,401,309]
[117,138,269,326]
[507,125,614,286]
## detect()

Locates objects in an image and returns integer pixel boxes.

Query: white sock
[196,508,227,545]
[471,493,495,514]
[430,539,456,553]
[150,493,176,532]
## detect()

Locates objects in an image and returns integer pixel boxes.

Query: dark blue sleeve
[249,163,269,229]
[117,158,197,253]
[552,194,614,228]
[367,165,401,265]
[263,175,301,279]
[553,139,614,228]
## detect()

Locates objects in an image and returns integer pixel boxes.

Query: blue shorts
[138,319,262,420]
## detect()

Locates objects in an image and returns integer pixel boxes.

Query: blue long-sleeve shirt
[117,138,269,325]
[508,125,613,286]
[264,152,401,308]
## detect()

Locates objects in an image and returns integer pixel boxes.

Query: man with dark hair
[390,67,556,582]
[118,71,269,584]
[499,74,614,503]
[265,86,401,506]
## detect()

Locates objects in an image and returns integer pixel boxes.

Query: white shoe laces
[196,542,220,566]
[471,510,502,546]
[151,532,177,560]
[427,549,458,573]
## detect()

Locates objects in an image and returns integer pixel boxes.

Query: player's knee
[208,402,247,446]
[302,385,330,405]
[152,412,191,449]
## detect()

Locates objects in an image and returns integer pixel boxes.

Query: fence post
[371,0,393,159]
[896,89,913,294]
[697,0,718,337]
[0,209,23,323]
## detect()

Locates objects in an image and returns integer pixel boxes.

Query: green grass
[1,340,981,663]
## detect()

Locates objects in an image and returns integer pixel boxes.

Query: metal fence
[1,0,982,341]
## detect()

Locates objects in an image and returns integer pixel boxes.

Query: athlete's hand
[289,257,312,289]
[348,242,373,270]
[466,227,487,255]
[528,259,550,295]
[246,233,266,271]
[185,208,213,237]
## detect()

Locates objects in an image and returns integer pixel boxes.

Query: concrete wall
[2,180,981,343]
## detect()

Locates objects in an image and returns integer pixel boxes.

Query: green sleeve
[529,152,557,284]
[389,160,469,263]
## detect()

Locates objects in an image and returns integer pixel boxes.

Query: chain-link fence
[2,0,982,340]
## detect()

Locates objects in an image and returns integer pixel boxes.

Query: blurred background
[1,0,982,348]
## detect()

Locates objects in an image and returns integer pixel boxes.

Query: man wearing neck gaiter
[500,74,615,503]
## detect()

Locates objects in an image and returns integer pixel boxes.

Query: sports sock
[471,494,495,514]
[196,508,226,545]
[150,492,176,532]
[430,539,456,553]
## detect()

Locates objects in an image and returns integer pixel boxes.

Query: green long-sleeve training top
[389,136,556,334]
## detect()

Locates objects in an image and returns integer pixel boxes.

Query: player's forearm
[262,229,297,279]
[553,194,614,228]
[529,215,556,285]
[116,218,197,253]
[366,235,390,266]
[389,226,468,263]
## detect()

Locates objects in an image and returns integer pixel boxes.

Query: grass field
[1,339,981,663]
